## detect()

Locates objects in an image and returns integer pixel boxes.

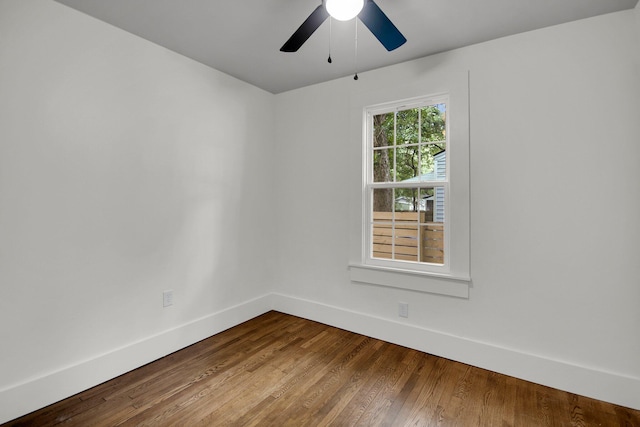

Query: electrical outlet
[163,290,173,307]
[399,302,409,318]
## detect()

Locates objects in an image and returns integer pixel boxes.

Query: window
[365,96,449,273]
[349,83,470,297]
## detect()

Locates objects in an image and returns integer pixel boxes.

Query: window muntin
[366,97,449,272]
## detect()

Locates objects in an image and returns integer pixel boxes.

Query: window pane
[418,146,447,182]
[396,108,419,145]
[394,222,419,261]
[371,192,393,259]
[373,113,393,148]
[419,186,445,224]
[421,104,446,143]
[372,188,393,213]
[395,187,421,212]
[373,148,394,183]
[372,220,392,260]
[396,145,420,182]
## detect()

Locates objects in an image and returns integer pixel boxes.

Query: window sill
[348,264,470,298]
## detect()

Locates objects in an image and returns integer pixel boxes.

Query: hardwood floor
[5,311,639,426]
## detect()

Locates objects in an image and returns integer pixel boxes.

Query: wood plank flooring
[4,311,640,426]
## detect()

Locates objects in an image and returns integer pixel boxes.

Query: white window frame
[364,95,451,275]
[349,76,470,298]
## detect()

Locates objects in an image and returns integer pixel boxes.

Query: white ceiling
[54,0,638,94]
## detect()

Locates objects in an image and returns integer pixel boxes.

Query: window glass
[367,100,447,268]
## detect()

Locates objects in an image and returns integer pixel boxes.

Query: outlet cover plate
[399,302,409,318]
[163,290,173,307]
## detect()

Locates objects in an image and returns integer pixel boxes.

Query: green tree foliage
[373,105,446,212]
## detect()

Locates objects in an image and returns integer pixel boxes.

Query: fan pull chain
[354,19,359,80]
[327,17,333,63]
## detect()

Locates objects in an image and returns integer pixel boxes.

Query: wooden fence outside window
[372,211,444,264]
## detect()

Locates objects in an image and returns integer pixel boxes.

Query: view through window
[367,96,448,268]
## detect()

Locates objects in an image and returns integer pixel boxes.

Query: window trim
[348,72,470,298]
[348,263,470,298]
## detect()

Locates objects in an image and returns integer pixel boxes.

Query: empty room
[1,0,639,425]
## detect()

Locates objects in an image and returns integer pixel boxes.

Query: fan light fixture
[325,0,364,21]
[280,0,406,53]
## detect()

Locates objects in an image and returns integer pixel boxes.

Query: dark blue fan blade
[359,0,406,51]
[280,5,329,52]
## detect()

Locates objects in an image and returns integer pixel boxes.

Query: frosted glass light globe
[325,0,365,21]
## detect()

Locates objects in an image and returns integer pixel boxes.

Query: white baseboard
[0,294,274,424]
[3,291,639,424]
[271,292,640,411]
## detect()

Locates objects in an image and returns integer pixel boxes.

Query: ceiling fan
[280,0,407,53]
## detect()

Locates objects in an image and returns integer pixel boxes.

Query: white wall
[274,9,640,409]
[1,0,639,422]
[637,1,640,39]
[0,0,275,422]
